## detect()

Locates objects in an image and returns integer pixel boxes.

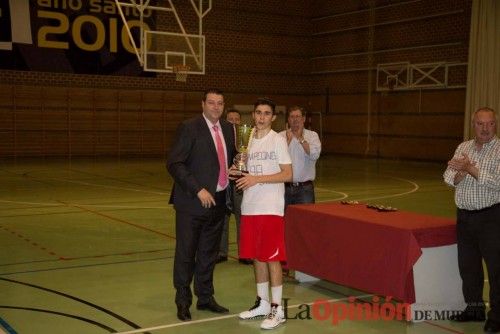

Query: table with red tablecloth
[285,202,460,305]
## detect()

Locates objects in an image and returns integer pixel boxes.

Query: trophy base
[231,170,248,181]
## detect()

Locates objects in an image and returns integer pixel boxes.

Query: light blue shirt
[279,128,321,183]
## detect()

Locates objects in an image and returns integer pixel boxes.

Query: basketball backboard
[114,0,210,75]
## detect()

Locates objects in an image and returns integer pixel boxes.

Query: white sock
[257,282,269,302]
[271,285,282,305]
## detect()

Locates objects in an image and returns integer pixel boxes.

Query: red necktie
[213,125,228,188]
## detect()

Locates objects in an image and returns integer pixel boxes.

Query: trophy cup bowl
[232,124,253,179]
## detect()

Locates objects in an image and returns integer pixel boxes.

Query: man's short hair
[225,108,241,117]
[287,105,306,118]
[473,107,497,122]
[254,97,276,114]
[203,88,224,101]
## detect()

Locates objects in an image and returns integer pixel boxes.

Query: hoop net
[172,64,191,82]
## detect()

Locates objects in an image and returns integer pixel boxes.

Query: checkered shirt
[443,137,500,210]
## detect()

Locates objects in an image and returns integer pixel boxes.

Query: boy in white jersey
[233,98,292,329]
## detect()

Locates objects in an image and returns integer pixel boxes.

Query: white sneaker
[239,296,271,320]
[260,304,286,329]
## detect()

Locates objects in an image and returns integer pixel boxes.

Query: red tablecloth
[285,203,456,304]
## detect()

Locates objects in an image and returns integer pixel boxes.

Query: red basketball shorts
[239,215,287,262]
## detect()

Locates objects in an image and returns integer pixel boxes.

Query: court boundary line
[0,199,170,210]
[112,292,464,334]
[314,187,348,201]
[0,255,173,276]
[113,295,374,334]
[67,167,168,192]
[0,306,116,333]
[0,277,147,332]
[316,175,419,203]
[353,176,419,202]
[0,317,16,334]
[58,201,176,239]
[47,177,169,196]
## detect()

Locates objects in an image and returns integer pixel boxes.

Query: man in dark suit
[167,88,236,321]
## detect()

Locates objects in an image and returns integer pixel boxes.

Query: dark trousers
[457,203,500,321]
[173,190,226,306]
[285,182,315,207]
[219,183,243,256]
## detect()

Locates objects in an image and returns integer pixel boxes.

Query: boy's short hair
[254,97,276,115]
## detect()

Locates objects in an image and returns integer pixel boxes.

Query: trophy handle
[233,124,238,152]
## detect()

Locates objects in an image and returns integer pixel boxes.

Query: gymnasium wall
[308,0,472,160]
[0,0,472,160]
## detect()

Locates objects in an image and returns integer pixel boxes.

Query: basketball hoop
[172,64,190,82]
[386,75,398,90]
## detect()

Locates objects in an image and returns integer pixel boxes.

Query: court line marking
[114,294,374,334]
[67,167,167,191]
[0,199,169,210]
[59,201,176,239]
[0,173,171,209]
[423,321,464,334]
[1,169,169,197]
[47,177,169,195]
[0,256,173,276]
[315,176,419,203]
[0,172,414,208]
[0,200,62,207]
[0,277,145,332]
[113,291,464,334]
[353,176,419,202]
[0,306,116,333]
[314,187,349,202]
[0,317,15,334]
[67,204,169,209]
[0,225,61,259]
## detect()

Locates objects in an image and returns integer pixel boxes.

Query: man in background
[217,108,251,264]
[279,106,321,206]
[443,107,500,334]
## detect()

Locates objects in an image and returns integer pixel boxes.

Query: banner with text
[0,0,155,76]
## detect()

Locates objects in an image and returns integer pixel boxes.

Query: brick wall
[309,0,472,160]
[0,0,473,160]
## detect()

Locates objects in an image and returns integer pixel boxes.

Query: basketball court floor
[0,156,489,333]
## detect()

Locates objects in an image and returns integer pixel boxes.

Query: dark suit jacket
[167,115,236,216]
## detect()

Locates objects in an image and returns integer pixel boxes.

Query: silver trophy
[233,124,252,178]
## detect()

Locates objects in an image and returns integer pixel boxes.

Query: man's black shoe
[239,258,253,265]
[484,319,500,333]
[176,304,191,321]
[216,256,227,263]
[449,307,485,322]
[196,297,229,313]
